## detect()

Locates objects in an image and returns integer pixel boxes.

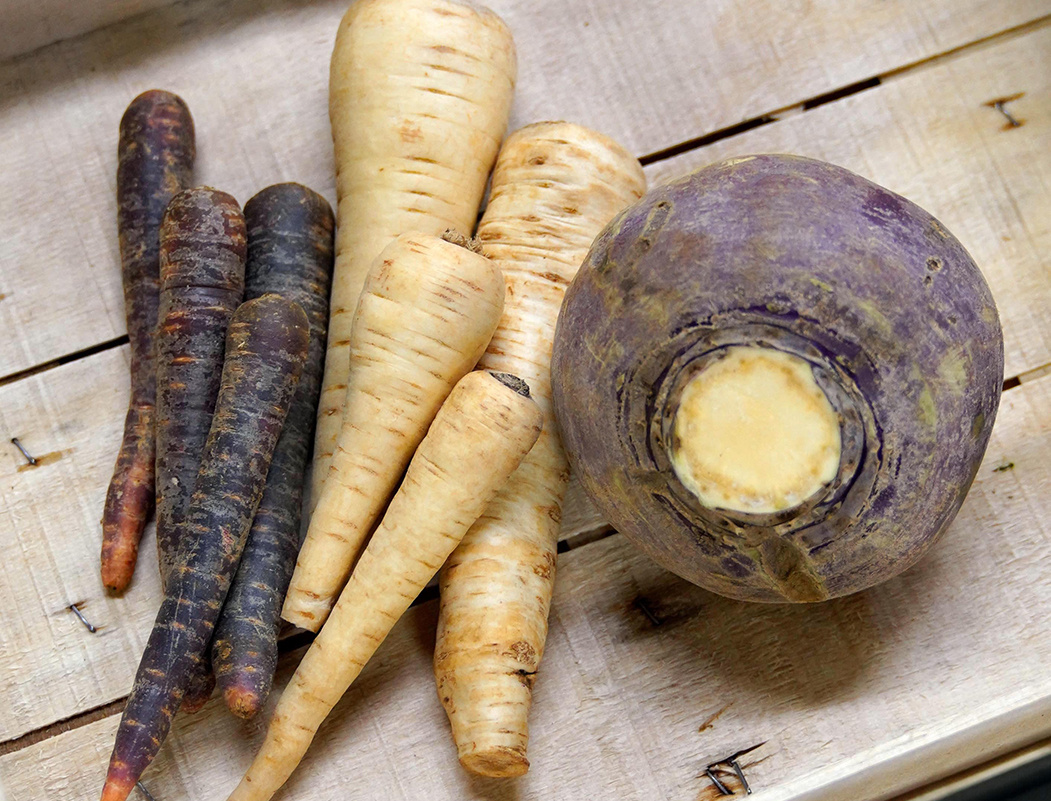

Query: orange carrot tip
[222,677,265,720]
[99,762,137,801]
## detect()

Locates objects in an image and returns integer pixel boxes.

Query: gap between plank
[0,17,1046,388]
[0,696,125,758]
[893,735,1051,801]
[1,8,1047,767]
[0,335,129,388]
[639,13,1051,166]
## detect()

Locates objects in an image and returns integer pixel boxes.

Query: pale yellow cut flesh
[669,346,842,514]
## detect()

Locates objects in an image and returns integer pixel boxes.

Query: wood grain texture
[0,347,163,743]
[0,341,596,744]
[1,0,175,60]
[1,0,1049,374]
[1,371,1048,801]
[647,23,1051,383]
[1,17,1050,746]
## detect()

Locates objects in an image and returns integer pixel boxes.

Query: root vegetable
[551,154,1004,603]
[154,187,247,713]
[229,370,542,801]
[283,232,504,631]
[310,0,516,510]
[213,184,335,719]
[100,90,194,593]
[100,295,308,801]
[155,188,246,584]
[434,122,646,777]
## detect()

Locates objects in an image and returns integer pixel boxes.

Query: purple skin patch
[552,154,1003,603]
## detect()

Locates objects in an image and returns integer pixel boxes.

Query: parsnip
[283,233,504,630]
[434,122,646,777]
[311,0,516,511]
[229,371,543,801]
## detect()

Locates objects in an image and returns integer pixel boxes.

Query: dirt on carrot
[100,90,194,593]
[213,183,335,719]
[100,294,308,801]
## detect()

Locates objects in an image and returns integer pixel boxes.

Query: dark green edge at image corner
[944,753,1051,801]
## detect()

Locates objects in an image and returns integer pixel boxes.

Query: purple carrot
[100,294,309,801]
[154,187,246,710]
[212,183,334,718]
[101,90,194,593]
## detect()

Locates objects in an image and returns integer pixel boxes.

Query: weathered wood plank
[0,343,597,743]
[1,0,174,60]
[646,23,1051,383]
[2,0,1048,373]
[2,22,1050,743]
[0,347,163,744]
[2,370,1048,801]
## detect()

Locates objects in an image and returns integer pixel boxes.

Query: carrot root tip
[100,769,137,801]
[223,683,264,719]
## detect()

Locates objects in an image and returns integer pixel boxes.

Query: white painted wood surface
[0,0,1049,799]
[2,0,1049,375]
[649,23,1051,385]
[1,0,175,60]
[2,24,1049,748]
[0,347,163,743]
[0,343,600,743]
[1,371,1048,801]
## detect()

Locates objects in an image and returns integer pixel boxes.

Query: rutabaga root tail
[310,0,516,510]
[283,232,504,631]
[228,370,541,801]
[101,90,195,593]
[434,121,646,777]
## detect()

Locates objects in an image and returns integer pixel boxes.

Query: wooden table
[0,1,1048,799]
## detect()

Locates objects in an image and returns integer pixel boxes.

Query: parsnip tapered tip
[460,747,530,778]
[100,767,136,801]
[223,682,264,720]
[280,596,326,632]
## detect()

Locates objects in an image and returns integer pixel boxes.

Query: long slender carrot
[153,187,247,713]
[212,184,335,719]
[434,122,646,777]
[155,187,247,582]
[282,231,505,631]
[228,370,542,801]
[100,295,308,801]
[310,0,516,513]
[101,90,194,593]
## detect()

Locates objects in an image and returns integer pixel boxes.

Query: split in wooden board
[1,369,1048,801]
[0,0,1049,374]
[647,22,1051,384]
[0,343,600,744]
[1,18,1050,747]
